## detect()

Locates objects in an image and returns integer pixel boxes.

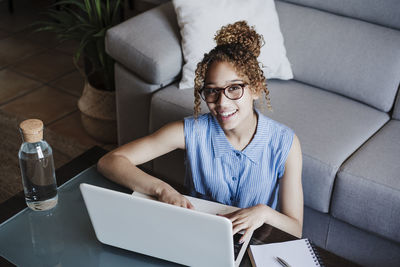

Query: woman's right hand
[157,186,194,209]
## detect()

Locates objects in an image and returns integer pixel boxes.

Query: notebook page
[249,239,320,267]
[131,191,239,215]
[185,195,239,215]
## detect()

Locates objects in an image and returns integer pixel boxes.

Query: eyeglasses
[199,83,247,103]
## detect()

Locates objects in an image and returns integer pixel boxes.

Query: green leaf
[93,28,106,38]
[84,0,93,22]
[104,0,111,26]
[95,0,102,23]
[62,8,89,25]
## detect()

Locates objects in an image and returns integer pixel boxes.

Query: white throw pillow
[172,0,293,89]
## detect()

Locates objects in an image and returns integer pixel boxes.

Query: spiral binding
[305,239,325,267]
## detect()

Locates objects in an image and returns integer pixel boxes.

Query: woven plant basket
[78,83,117,143]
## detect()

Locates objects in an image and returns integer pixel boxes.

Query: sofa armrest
[106,2,182,85]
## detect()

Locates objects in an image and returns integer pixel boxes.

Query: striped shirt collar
[211,109,267,164]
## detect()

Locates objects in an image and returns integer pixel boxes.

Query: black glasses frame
[199,83,247,103]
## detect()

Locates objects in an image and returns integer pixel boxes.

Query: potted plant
[35,0,122,143]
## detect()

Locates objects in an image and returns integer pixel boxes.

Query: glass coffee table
[0,146,359,267]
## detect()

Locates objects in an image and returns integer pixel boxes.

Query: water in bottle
[18,119,58,211]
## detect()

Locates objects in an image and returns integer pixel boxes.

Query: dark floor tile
[1,86,78,125]
[0,165,22,201]
[14,27,61,49]
[10,50,76,83]
[0,29,10,40]
[54,40,79,56]
[0,187,17,205]
[0,69,42,105]
[50,71,85,97]
[0,36,46,68]
[47,111,101,148]
[54,41,84,68]
[0,180,22,204]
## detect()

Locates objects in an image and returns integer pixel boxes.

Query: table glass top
[0,166,182,267]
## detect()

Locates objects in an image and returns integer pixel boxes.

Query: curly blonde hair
[194,21,271,118]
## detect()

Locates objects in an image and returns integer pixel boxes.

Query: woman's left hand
[221,204,267,243]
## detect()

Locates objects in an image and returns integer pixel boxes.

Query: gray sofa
[105,0,400,266]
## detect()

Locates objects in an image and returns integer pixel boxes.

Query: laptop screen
[233,233,244,260]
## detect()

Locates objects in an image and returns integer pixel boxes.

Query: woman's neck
[225,110,258,151]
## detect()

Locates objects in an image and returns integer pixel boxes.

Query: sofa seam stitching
[336,169,400,192]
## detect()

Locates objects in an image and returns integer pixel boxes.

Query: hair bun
[214,21,263,58]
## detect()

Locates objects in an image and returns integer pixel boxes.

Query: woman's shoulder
[257,113,296,173]
[184,113,212,126]
[184,113,213,134]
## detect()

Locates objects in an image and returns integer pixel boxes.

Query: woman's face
[204,61,259,132]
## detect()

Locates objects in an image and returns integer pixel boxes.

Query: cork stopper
[19,119,44,143]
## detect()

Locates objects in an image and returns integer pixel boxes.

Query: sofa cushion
[276,1,400,112]
[327,217,400,266]
[280,0,400,30]
[256,80,390,212]
[106,2,182,85]
[331,120,400,243]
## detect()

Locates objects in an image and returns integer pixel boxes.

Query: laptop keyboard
[233,233,244,260]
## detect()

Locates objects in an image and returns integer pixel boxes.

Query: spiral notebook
[248,238,324,267]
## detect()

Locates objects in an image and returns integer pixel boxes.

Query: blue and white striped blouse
[184,110,294,209]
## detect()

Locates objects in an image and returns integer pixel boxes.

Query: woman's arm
[273,133,303,237]
[224,134,303,241]
[97,121,193,209]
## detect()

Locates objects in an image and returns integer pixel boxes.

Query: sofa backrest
[280,0,400,30]
[276,0,400,113]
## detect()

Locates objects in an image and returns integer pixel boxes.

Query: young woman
[98,21,303,242]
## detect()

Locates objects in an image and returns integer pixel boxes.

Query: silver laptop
[80,183,252,267]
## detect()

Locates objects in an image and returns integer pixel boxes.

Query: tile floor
[0,0,139,151]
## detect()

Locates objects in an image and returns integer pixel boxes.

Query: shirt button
[235,152,240,157]
[232,177,237,181]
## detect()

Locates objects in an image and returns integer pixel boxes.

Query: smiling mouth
[218,109,238,119]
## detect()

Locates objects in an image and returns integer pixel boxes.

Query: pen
[275,256,292,267]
